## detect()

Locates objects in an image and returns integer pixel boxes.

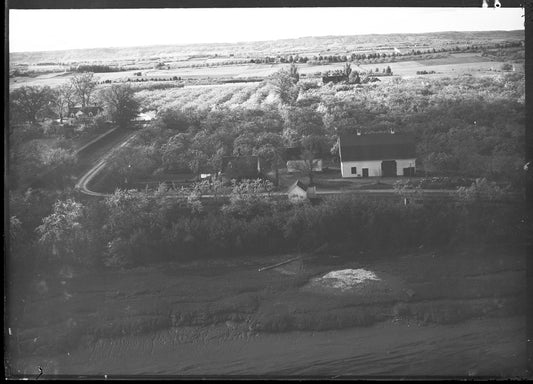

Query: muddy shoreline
[6,246,527,378]
[9,316,526,377]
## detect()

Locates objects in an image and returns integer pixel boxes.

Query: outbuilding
[221,155,262,180]
[338,131,416,178]
[68,105,103,118]
[284,147,323,173]
[287,179,317,201]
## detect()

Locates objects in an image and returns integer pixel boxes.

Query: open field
[9,52,521,90]
[10,30,523,65]
[6,245,526,376]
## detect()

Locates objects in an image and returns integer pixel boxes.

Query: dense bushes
[8,182,527,273]
[34,189,528,268]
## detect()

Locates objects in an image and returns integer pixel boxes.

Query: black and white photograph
[5,2,530,379]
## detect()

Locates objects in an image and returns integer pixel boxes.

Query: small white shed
[287,180,316,202]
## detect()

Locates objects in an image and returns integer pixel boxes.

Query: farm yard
[7,26,528,379]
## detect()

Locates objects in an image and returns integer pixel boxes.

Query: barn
[338,132,416,178]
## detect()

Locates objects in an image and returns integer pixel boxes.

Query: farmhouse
[220,156,261,180]
[287,179,317,202]
[134,111,156,127]
[134,111,156,122]
[322,74,348,84]
[68,105,103,118]
[338,132,416,178]
[284,147,323,173]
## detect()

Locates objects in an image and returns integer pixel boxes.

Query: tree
[385,65,393,75]
[186,149,209,174]
[108,145,157,186]
[221,179,274,219]
[268,68,299,106]
[344,62,352,78]
[36,199,90,264]
[348,70,361,84]
[161,133,190,172]
[233,132,256,156]
[103,189,159,267]
[289,63,300,83]
[99,84,140,128]
[457,178,505,202]
[284,107,328,186]
[393,180,423,205]
[53,83,76,123]
[70,72,98,107]
[155,108,190,132]
[253,132,285,187]
[40,147,78,187]
[501,63,513,71]
[10,86,55,123]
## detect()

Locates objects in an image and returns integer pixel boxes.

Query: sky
[9,7,524,53]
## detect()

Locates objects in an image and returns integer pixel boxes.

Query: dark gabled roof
[322,75,348,83]
[288,179,307,193]
[284,147,304,161]
[284,147,324,161]
[69,106,103,114]
[339,132,415,162]
[221,156,260,177]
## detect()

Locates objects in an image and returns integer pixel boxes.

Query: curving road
[75,131,139,197]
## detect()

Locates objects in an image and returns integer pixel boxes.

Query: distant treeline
[71,65,126,73]
[221,77,264,83]
[249,41,524,66]
[99,78,185,88]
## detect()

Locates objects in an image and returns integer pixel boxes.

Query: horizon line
[9,29,524,55]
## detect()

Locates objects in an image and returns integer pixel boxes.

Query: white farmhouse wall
[287,159,323,173]
[341,158,416,178]
[397,159,416,175]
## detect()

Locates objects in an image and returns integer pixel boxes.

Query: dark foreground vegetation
[6,186,527,374]
[9,186,527,272]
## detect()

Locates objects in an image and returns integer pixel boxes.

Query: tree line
[10,72,139,127]
[248,41,522,65]
[9,184,527,274]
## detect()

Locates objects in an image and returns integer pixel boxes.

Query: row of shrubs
[12,180,527,273]
[44,190,529,268]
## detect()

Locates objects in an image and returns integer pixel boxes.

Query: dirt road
[75,130,138,197]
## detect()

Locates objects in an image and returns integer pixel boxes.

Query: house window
[351,166,357,175]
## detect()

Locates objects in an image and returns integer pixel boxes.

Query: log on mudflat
[258,255,302,272]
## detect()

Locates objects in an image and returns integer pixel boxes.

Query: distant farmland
[10,52,517,91]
